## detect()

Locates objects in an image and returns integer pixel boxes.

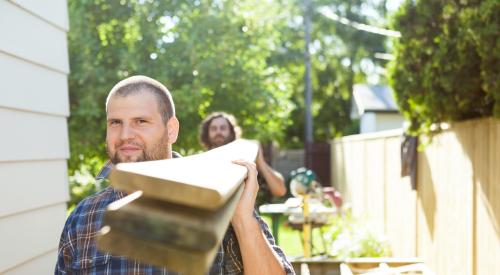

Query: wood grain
[98,139,259,274]
[109,139,258,210]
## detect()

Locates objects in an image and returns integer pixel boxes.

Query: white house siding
[360,112,377,133]
[360,112,404,134]
[0,0,70,274]
[374,113,405,132]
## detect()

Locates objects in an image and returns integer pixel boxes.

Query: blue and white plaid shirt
[55,160,295,274]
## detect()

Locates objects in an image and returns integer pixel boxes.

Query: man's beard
[209,134,233,149]
[107,135,170,164]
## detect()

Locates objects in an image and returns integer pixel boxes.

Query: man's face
[106,91,178,164]
[207,117,233,149]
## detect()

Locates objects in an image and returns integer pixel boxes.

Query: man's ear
[166,116,179,144]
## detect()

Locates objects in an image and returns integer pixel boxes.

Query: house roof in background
[352,84,399,116]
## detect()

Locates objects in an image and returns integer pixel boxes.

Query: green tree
[67,0,393,207]
[389,0,500,134]
[68,0,295,170]
[67,0,295,206]
[269,0,388,147]
[157,1,295,149]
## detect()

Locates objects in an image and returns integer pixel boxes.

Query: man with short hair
[55,76,294,274]
[199,112,287,206]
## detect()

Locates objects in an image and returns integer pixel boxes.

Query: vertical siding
[345,140,365,217]
[332,130,404,232]
[384,136,416,257]
[332,130,416,257]
[474,120,500,274]
[331,141,346,196]
[0,0,70,273]
[363,138,385,234]
[331,118,500,275]
[417,126,474,275]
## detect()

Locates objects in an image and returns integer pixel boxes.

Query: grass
[261,215,330,258]
[261,211,392,260]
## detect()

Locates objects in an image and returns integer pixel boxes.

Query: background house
[351,84,405,133]
[0,0,70,273]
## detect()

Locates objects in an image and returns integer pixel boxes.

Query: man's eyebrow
[133,116,153,120]
[107,116,153,121]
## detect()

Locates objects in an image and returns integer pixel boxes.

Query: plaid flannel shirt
[55,160,295,274]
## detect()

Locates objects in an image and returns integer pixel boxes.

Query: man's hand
[231,159,259,223]
[230,159,286,275]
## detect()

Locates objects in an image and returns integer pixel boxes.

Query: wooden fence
[331,118,500,275]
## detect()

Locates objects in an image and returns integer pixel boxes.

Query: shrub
[389,0,500,135]
[325,212,391,259]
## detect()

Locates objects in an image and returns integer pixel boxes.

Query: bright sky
[386,0,405,12]
[359,0,406,23]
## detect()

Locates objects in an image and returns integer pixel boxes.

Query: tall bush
[389,0,500,134]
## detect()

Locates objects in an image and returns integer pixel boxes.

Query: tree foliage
[271,0,388,147]
[68,0,390,167]
[67,0,391,207]
[389,0,500,134]
[67,0,295,175]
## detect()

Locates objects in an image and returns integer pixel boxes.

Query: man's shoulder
[59,186,123,244]
[69,186,122,218]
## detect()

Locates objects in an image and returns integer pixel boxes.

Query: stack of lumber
[97,139,259,274]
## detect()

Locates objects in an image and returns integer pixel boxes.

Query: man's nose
[120,124,136,140]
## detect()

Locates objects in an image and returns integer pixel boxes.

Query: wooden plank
[102,186,243,252]
[0,0,69,73]
[331,141,346,193]
[344,257,422,264]
[3,249,57,275]
[331,118,500,274]
[384,136,417,257]
[336,129,402,142]
[110,139,258,210]
[345,141,365,216]
[98,186,244,275]
[418,127,474,275]
[363,138,385,234]
[0,108,69,162]
[0,160,69,218]
[416,139,437,273]
[291,259,341,275]
[475,119,500,275]
[0,52,69,116]
[439,125,473,275]
[0,203,67,272]
[344,257,422,269]
[97,227,219,275]
[9,0,69,30]
[98,140,259,274]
